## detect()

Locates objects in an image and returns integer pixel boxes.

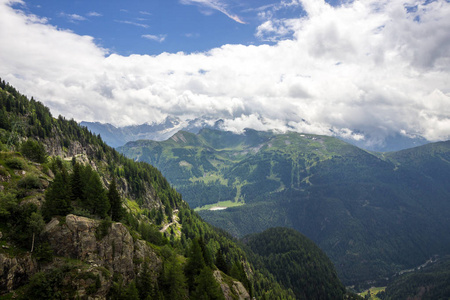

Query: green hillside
[1,79,330,299]
[243,227,354,300]
[381,256,450,300]
[119,128,450,287]
[119,128,353,209]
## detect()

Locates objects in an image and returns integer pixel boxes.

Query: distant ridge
[83,118,429,152]
[81,117,223,148]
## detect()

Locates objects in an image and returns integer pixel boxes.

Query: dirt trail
[159,209,179,233]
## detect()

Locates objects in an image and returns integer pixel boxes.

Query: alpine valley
[118,127,450,289]
[0,79,365,299]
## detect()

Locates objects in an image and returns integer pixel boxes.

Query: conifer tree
[161,257,188,299]
[185,238,206,291]
[215,248,228,274]
[108,177,123,221]
[70,162,83,202]
[43,171,72,220]
[191,267,225,300]
[136,262,153,300]
[84,172,109,217]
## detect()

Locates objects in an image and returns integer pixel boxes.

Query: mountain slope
[382,256,450,300]
[0,78,358,299]
[119,128,450,287]
[243,227,347,300]
[0,79,286,299]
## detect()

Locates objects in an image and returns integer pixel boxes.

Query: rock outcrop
[0,253,37,294]
[43,214,161,283]
[213,270,251,300]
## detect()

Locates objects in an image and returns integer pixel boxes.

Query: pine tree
[84,171,109,217]
[191,267,225,300]
[108,177,123,221]
[215,248,228,274]
[199,237,213,267]
[70,162,83,202]
[136,263,153,300]
[43,171,72,220]
[185,238,206,291]
[161,257,188,299]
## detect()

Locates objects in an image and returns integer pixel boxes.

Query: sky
[0,0,450,148]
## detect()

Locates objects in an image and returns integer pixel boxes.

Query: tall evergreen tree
[191,267,225,300]
[161,257,188,299]
[84,172,109,218]
[108,177,123,221]
[215,249,228,274]
[185,238,206,291]
[43,171,72,220]
[70,162,84,202]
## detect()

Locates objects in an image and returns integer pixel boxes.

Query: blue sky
[20,0,310,55]
[1,0,450,148]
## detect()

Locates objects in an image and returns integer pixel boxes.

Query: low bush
[5,157,25,170]
[18,175,42,189]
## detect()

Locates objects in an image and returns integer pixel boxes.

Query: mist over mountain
[83,118,429,152]
[81,117,224,148]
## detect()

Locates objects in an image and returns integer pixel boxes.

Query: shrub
[0,166,8,177]
[18,175,42,189]
[5,157,25,170]
[95,218,112,240]
[20,139,47,163]
[32,242,54,263]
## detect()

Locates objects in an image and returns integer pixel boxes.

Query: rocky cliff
[0,252,37,293]
[44,214,162,283]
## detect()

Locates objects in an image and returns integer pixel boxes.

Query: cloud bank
[1,0,450,146]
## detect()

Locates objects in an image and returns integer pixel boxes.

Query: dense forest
[377,256,450,300]
[0,78,361,299]
[243,227,347,300]
[119,126,450,288]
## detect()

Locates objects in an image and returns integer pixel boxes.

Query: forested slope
[119,127,450,287]
[0,79,309,299]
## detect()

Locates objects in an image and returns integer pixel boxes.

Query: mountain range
[118,128,450,287]
[82,119,429,152]
[80,117,224,148]
[0,78,363,299]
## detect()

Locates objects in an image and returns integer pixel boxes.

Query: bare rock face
[0,253,37,294]
[44,214,161,282]
[213,270,251,300]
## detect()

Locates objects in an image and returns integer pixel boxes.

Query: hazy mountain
[82,117,430,152]
[339,132,429,152]
[119,128,450,287]
[81,117,223,148]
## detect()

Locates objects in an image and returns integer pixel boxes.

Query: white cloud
[180,0,246,24]
[114,19,149,28]
[256,19,298,41]
[59,12,86,22]
[1,0,450,146]
[142,34,166,43]
[87,11,102,17]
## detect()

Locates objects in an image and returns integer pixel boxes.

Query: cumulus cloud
[1,0,450,146]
